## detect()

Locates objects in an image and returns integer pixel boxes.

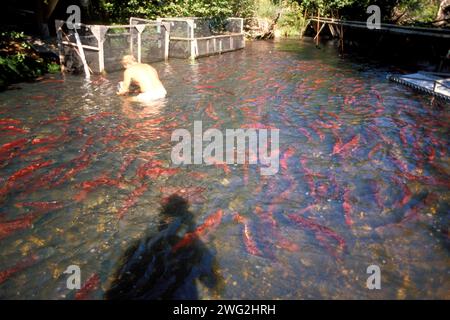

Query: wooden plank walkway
[308,17,450,39]
[388,72,450,100]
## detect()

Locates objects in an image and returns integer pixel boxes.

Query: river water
[0,39,448,299]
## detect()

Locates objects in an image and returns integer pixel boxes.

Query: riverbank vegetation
[0,31,59,90]
[91,0,446,27]
[0,0,448,88]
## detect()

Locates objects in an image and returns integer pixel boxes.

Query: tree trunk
[435,0,450,26]
[256,13,280,40]
[35,0,60,38]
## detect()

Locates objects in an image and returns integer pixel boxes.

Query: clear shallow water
[0,39,449,299]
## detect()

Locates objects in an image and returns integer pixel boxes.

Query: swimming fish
[309,123,325,141]
[0,255,38,285]
[15,201,63,212]
[332,135,360,156]
[280,147,295,173]
[3,160,53,191]
[84,112,114,123]
[392,177,412,208]
[73,176,125,202]
[297,128,312,142]
[233,213,263,257]
[0,138,28,155]
[205,102,220,121]
[342,188,354,226]
[0,126,29,134]
[172,209,223,252]
[54,154,92,186]
[117,183,149,220]
[368,143,382,160]
[194,85,217,90]
[0,119,22,126]
[287,213,346,257]
[75,273,100,300]
[0,214,37,240]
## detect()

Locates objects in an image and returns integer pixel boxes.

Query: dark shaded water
[0,39,449,299]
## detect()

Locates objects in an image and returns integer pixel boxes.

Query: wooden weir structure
[305,17,450,51]
[303,17,450,100]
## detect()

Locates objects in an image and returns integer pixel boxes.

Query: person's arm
[117,70,132,95]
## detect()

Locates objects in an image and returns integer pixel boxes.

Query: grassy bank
[0,31,60,89]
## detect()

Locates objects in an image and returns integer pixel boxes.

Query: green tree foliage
[95,0,255,23]
[0,31,58,89]
[91,0,441,25]
[297,0,441,23]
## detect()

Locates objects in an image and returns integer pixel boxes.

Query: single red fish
[0,119,22,126]
[323,111,339,120]
[287,214,346,254]
[399,127,408,146]
[315,120,338,129]
[0,214,37,240]
[372,182,384,209]
[40,79,65,84]
[135,160,164,178]
[205,102,219,121]
[140,166,179,179]
[297,128,312,142]
[41,113,71,124]
[392,177,412,208]
[0,126,29,134]
[22,144,56,157]
[368,143,382,160]
[390,155,408,173]
[172,209,223,252]
[117,183,149,219]
[333,135,360,155]
[0,254,38,285]
[241,122,276,129]
[75,273,100,300]
[15,201,63,212]
[54,154,91,186]
[84,112,114,123]
[342,189,354,226]
[187,171,209,180]
[373,90,384,103]
[195,85,217,90]
[233,213,262,256]
[25,165,66,193]
[0,138,28,154]
[30,95,47,100]
[134,117,166,129]
[6,160,53,185]
[427,145,436,163]
[280,147,295,172]
[330,128,342,149]
[309,123,325,141]
[211,162,231,175]
[31,133,67,145]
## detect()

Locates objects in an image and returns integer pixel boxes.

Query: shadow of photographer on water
[105,194,222,299]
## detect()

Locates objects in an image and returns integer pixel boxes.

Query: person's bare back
[117,55,166,102]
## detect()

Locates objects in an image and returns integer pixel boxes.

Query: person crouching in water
[116,55,167,102]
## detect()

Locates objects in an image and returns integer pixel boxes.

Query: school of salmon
[0,40,448,299]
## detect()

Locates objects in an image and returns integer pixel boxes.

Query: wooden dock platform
[388,72,450,101]
[308,17,450,39]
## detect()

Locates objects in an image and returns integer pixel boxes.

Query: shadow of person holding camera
[105,194,222,299]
